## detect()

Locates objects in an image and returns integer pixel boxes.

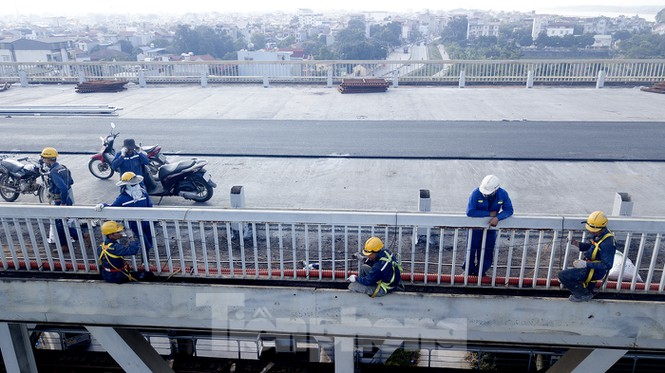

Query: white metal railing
[1,59,664,87]
[1,205,664,294]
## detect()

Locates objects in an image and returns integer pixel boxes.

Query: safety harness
[98,242,137,282]
[371,251,403,298]
[582,231,615,289]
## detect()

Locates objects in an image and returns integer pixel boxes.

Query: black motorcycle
[142,158,216,203]
[0,156,51,203]
[88,122,168,180]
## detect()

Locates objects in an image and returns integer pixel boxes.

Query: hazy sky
[2,0,662,17]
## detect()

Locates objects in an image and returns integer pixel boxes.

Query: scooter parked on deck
[88,122,168,180]
[0,155,51,203]
[142,159,216,203]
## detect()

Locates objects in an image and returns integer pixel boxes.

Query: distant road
[0,117,664,161]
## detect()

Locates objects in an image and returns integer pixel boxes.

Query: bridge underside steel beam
[547,348,629,373]
[1,279,665,351]
[0,322,38,373]
[85,326,174,373]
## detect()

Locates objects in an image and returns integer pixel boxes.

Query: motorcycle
[88,122,168,180]
[0,155,51,203]
[142,158,216,203]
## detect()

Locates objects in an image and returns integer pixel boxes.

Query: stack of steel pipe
[640,81,665,94]
[75,80,129,93]
[0,105,121,116]
[338,78,389,94]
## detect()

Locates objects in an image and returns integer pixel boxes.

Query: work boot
[568,293,594,302]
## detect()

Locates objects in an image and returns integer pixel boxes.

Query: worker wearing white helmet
[463,175,514,277]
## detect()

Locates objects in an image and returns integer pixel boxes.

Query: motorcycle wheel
[186,175,214,202]
[0,173,20,202]
[88,159,114,180]
[37,184,53,204]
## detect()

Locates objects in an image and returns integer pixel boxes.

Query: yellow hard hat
[40,147,58,159]
[101,221,124,236]
[584,211,608,233]
[116,171,144,186]
[362,236,384,256]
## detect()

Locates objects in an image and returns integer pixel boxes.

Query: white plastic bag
[608,251,643,282]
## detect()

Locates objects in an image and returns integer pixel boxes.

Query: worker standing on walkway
[347,237,403,297]
[40,147,78,244]
[40,147,74,206]
[95,172,154,262]
[464,175,514,277]
[97,220,153,284]
[558,211,616,302]
[111,138,149,178]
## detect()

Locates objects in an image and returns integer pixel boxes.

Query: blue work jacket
[466,187,514,221]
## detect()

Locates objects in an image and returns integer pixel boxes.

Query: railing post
[327,67,333,88]
[138,70,147,88]
[526,70,534,88]
[230,186,251,240]
[612,192,633,217]
[392,69,399,88]
[200,72,208,88]
[19,70,28,87]
[77,69,86,84]
[596,70,606,89]
[417,189,436,245]
[263,75,269,88]
[459,69,466,88]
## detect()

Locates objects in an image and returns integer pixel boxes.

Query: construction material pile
[75,80,129,93]
[640,81,665,94]
[338,78,389,94]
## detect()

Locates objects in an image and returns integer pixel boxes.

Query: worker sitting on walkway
[98,220,153,284]
[558,211,616,302]
[347,237,403,297]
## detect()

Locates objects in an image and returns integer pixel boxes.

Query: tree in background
[173,25,236,59]
[656,8,665,24]
[441,16,468,45]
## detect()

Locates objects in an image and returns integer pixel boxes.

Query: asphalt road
[1,117,663,161]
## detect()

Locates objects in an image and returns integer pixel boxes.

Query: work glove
[121,147,127,156]
[94,203,105,212]
[347,275,357,283]
[573,259,587,269]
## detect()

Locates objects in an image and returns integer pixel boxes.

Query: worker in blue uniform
[95,172,154,263]
[111,138,149,177]
[347,237,403,297]
[464,175,514,277]
[97,220,143,284]
[558,211,616,302]
[40,147,74,206]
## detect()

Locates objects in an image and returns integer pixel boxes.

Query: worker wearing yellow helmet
[98,220,153,283]
[40,147,75,206]
[347,237,403,297]
[558,211,617,302]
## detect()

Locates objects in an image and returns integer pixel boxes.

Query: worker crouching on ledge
[98,220,154,284]
[347,237,404,297]
[558,211,616,302]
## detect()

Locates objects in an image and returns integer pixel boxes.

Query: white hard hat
[479,175,500,195]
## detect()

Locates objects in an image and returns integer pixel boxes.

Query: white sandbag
[608,251,643,282]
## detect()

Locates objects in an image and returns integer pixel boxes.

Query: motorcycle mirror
[110,122,116,129]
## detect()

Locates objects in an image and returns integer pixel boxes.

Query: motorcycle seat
[158,159,196,180]
[1,159,25,173]
[141,145,159,153]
